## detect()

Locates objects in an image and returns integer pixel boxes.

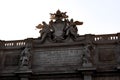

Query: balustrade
[0,33,120,48]
[4,40,26,47]
[94,34,119,41]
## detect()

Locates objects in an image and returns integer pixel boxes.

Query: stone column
[83,72,93,80]
[19,73,31,80]
[84,75,92,80]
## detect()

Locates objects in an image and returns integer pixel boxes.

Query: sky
[0,0,120,40]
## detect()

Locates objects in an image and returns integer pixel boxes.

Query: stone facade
[0,10,120,80]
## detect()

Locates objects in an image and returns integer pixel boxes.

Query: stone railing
[0,40,26,49]
[0,33,120,48]
[0,38,34,49]
[4,40,26,47]
[94,34,119,41]
[83,33,120,44]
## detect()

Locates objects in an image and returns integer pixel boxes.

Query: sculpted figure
[36,10,83,42]
[81,44,94,67]
[66,19,83,39]
[20,46,31,67]
[36,21,51,42]
[81,54,89,65]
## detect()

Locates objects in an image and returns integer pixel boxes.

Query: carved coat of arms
[36,10,83,43]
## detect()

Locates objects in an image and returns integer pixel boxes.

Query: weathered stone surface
[32,46,83,72]
[0,10,120,80]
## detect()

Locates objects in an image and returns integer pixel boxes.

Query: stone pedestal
[84,74,92,80]
[77,67,96,80]
[15,69,32,80]
[82,63,92,67]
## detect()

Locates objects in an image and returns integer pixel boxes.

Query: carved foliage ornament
[36,10,83,43]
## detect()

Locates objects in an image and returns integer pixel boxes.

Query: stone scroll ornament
[36,10,83,43]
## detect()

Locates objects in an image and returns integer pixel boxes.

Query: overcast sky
[0,0,120,40]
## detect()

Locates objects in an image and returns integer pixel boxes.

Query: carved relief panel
[98,48,115,63]
[4,51,20,67]
[95,45,117,70]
